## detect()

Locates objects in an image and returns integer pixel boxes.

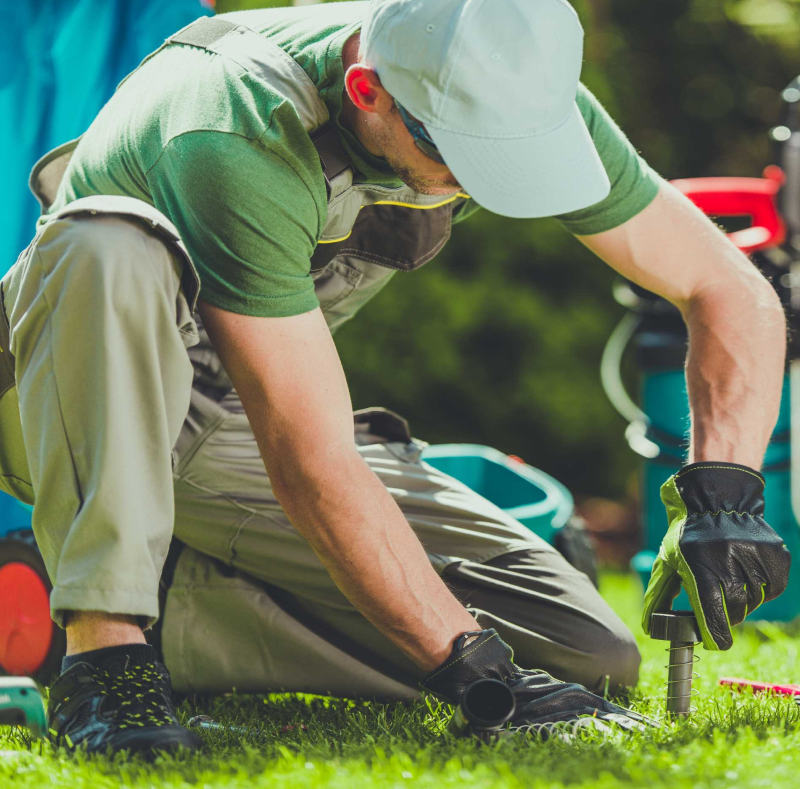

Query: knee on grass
[576,624,641,695]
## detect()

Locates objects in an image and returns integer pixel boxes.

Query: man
[0,0,789,754]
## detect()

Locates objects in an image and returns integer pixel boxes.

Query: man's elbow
[686,258,786,335]
[266,439,362,513]
[742,271,786,334]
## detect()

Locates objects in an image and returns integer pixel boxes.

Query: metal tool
[187,714,259,737]
[0,677,47,739]
[447,678,516,739]
[650,611,701,716]
[188,714,310,739]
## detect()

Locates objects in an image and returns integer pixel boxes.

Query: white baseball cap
[361,0,611,218]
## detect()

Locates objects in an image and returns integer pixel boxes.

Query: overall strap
[29,138,82,214]
[0,281,15,398]
[169,16,352,193]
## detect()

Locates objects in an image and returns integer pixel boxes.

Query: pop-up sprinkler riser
[650,611,701,717]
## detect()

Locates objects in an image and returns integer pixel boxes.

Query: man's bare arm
[577,181,786,468]
[198,302,478,671]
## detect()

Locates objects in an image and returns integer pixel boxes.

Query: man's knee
[505,603,641,694]
[448,551,642,693]
[580,618,641,693]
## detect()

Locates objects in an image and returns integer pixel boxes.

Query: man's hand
[422,629,654,734]
[643,462,790,650]
[197,302,479,671]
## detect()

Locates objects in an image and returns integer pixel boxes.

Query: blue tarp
[0,0,210,278]
[0,0,210,532]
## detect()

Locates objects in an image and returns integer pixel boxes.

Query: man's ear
[344,65,393,114]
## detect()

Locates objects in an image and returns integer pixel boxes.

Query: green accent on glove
[642,462,791,652]
[642,476,722,651]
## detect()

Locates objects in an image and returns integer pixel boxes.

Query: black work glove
[421,629,653,733]
[643,462,791,650]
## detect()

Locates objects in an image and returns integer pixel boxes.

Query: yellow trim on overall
[374,193,470,209]
[317,230,353,244]
[316,193,471,244]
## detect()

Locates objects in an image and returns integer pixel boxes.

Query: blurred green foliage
[221,0,800,498]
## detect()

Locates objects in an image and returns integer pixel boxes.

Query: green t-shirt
[47,1,660,318]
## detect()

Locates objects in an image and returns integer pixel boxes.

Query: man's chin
[417,183,462,196]
[397,175,462,196]
[388,159,461,196]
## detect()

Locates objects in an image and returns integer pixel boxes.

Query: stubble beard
[386,155,462,195]
[375,120,462,195]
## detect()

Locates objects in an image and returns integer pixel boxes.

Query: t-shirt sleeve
[554,84,662,236]
[147,129,322,317]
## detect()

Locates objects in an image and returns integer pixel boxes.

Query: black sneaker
[47,657,201,755]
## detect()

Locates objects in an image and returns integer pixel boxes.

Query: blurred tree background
[218,0,800,502]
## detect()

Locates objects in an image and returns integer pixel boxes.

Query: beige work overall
[0,16,639,699]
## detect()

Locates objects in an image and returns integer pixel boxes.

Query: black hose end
[448,679,516,736]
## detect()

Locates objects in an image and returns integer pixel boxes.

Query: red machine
[670,165,786,255]
[0,530,65,683]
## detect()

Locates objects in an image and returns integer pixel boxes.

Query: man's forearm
[578,184,787,470]
[683,277,786,469]
[198,303,477,674]
[270,448,479,672]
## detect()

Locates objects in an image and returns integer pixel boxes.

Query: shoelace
[93,663,175,730]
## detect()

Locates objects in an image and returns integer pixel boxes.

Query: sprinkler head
[650,611,700,717]
[650,611,701,643]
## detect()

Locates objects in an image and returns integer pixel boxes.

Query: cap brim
[428,103,611,219]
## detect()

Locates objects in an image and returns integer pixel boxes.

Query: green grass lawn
[3,573,800,788]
